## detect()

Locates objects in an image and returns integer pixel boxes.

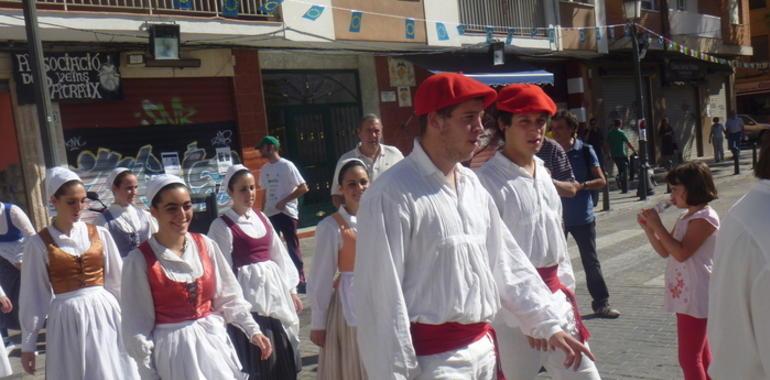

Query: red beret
[496,84,557,116]
[414,73,497,116]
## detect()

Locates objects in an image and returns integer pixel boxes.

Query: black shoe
[593,306,621,319]
[296,282,307,294]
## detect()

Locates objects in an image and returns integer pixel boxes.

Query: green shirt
[607,128,630,158]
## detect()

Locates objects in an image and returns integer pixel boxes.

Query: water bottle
[654,200,673,214]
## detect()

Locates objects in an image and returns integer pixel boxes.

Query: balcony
[457,0,547,37]
[669,10,721,39]
[0,0,279,20]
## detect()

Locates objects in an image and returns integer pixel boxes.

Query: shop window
[752,35,769,62]
[750,0,765,10]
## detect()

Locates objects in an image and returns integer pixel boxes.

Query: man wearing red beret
[353,73,593,379]
[477,84,600,379]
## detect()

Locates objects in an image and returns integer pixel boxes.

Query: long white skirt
[153,314,246,380]
[47,286,140,379]
[0,333,10,377]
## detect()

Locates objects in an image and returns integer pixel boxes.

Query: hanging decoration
[436,22,449,41]
[302,4,325,21]
[405,18,416,40]
[221,0,239,18]
[349,10,362,33]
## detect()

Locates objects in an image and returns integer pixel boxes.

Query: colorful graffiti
[134,97,198,126]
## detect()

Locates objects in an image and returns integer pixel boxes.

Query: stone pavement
[2,150,758,379]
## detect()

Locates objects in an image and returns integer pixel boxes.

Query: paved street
[3,151,759,379]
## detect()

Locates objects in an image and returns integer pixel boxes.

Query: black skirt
[0,258,20,331]
[227,313,298,380]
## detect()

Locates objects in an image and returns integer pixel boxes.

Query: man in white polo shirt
[330,114,403,208]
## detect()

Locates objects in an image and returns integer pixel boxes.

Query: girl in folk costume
[208,165,303,380]
[309,158,369,380]
[95,167,157,257]
[0,201,34,341]
[19,167,140,378]
[121,174,272,380]
[638,162,720,380]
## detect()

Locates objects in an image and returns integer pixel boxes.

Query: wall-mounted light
[149,24,180,61]
[490,41,505,66]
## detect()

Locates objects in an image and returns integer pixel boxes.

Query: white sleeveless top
[664,206,719,318]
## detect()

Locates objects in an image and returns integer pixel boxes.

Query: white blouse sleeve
[267,216,299,292]
[145,211,158,234]
[206,218,234,268]
[10,205,36,237]
[98,227,123,301]
[485,195,563,340]
[353,191,418,379]
[19,235,52,353]
[205,236,261,338]
[557,246,576,292]
[120,250,159,378]
[308,218,339,330]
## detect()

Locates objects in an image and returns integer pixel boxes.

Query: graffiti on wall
[135,97,198,126]
[64,122,241,210]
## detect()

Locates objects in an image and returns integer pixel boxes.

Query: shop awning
[430,70,554,86]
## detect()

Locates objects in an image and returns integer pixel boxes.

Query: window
[750,0,765,10]
[751,35,769,62]
[641,0,658,11]
[676,0,686,11]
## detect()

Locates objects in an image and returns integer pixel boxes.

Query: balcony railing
[458,0,547,37]
[0,0,279,19]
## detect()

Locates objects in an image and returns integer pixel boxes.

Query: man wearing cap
[330,114,404,208]
[353,73,593,379]
[477,85,600,379]
[258,136,310,292]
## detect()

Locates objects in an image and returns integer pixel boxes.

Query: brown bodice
[331,213,357,272]
[41,224,105,295]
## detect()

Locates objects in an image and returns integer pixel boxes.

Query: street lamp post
[623,0,650,200]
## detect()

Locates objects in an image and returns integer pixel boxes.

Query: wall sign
[13,52,122,104]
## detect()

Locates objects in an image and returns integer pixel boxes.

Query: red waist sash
[410,322,505,380]
[536,265,590,342]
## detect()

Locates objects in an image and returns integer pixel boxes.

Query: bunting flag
[436,22,449,41]
[548,26,555,43]
[608,25,615,40]
[624,24,631,37]
[405,18,416,39]
[302,4,325,20]
[174,0,192,10]
[349,10,362,33]
[485,27,494,43]
[457,24,466,35]
[258,0,282,14]
[530,27,537,38]
[579,29,586,43]
[506,28,514,45]
[221,0,239,17]
[596,26,601,41]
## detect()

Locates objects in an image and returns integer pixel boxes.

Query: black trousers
[613,156,629,193]
[565,221,610,311]
[268,213,305,283]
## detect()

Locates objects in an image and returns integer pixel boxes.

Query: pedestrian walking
[659,118,678,169]
[94,168,157,257]
[725,112,744,158]
[584,118,606,172]
[20,167,140,378]
[477,85,600,380]
[707,135,770,380]
[309,158,369,380]
[208,165,302,380]
[608,119,637,193]
[637,162,719,380]
[121,174,272,379]
[258,136,310,293]
[551,111,620,319]
[708,117,726,163]
[330,114,403,208]
[353,73,593,379]
[0,201,34,340]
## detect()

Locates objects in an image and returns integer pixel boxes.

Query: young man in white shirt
[258,135,310,292]
[477,84,600,379]
[331,114,404,208]
[353,73,594,380]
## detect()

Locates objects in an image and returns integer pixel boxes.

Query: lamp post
[623,0,650,200]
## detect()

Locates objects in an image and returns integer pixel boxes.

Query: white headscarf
[335,158,367,186]
[145,174,186,205]
[221,164,251,192]
[106,167,131,190]
[45,167,81,199]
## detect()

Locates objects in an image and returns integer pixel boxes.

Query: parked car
[738,114,770,144]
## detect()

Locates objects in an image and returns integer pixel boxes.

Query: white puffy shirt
[353,140,563,380]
